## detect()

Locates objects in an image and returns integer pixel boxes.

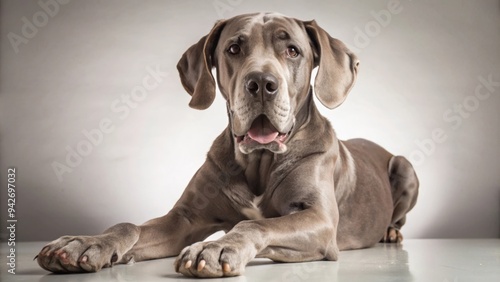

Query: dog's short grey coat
[36,13,418,278]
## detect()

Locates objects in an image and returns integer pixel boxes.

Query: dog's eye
[286,46,299,58]
[227,44,241,55]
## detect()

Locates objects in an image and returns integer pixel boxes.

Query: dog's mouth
[234,115,293,154]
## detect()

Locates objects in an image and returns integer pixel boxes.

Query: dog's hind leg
[381,155,419,243]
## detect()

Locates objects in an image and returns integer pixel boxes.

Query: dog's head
[177,13,359,154]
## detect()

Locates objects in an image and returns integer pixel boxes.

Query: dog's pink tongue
[247,116,279,144]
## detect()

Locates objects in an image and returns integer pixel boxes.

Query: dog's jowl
[36,13,418,278]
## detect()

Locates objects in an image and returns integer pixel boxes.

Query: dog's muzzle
[231,71,294,154]
[234,114,294,154]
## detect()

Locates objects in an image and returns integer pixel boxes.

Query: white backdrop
[1,0,499,241]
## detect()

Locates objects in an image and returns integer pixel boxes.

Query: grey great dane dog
[36,13,418,278]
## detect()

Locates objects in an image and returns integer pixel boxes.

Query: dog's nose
[245,72,279,99]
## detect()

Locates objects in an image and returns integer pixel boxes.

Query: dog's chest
[243,150,274,196]
[241,195,264,220]
[238,150,278,220]
[237,148,303,220]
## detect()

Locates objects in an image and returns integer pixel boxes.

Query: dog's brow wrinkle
[276,30,290,40]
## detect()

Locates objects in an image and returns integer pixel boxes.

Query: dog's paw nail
[33,255,39,261]
[40,246,49,255]
[59,252,68,259]
[185,260,192,269]
[197,259,206,271]
[80,255,88,263]
[222,262,231,273]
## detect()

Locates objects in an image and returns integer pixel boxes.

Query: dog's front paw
[36,235,118,273]
[174,239,252,278]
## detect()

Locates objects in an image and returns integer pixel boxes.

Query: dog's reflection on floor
[246,243,412,282]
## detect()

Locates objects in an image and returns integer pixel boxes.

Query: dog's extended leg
[175,207,339,278]
[36,156,233,273]
[35,208,217,273]
[382,155,419,243]
[121,207,219,263]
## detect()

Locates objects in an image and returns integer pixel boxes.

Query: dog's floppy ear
[177,20,226,110]
[304,20,359,109]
